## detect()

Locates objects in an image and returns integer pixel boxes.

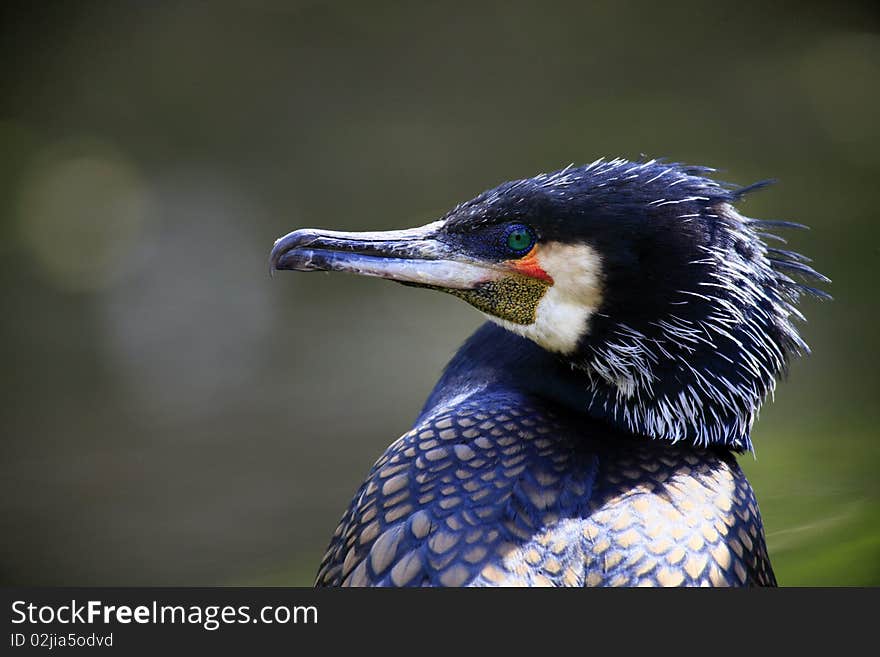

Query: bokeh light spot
[17,140,148,292]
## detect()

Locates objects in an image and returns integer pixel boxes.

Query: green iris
[505,225,535,254]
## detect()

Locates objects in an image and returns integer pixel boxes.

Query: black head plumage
[437,158,830,450]
[272,157,829,451]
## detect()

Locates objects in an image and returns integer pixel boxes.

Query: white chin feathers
[488,242,604,355]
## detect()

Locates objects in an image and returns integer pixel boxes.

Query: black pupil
[509,229,530,250]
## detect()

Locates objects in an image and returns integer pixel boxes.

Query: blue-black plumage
[271,158,828,587]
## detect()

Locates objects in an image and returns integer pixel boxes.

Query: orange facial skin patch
[508,246,553,283]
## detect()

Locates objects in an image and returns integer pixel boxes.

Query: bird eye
[504,224,536,256]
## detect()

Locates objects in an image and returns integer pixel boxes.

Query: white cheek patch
[487,242,604,355]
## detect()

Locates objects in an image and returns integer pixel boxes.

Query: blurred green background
[1,1,877,586]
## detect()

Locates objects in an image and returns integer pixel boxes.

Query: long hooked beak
[270,221,502,290]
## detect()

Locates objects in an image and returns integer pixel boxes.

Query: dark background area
[1,1,877,586]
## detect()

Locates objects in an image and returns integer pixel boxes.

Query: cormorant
[270,158,828,587]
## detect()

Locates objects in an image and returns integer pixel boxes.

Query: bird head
[271,158,828,450]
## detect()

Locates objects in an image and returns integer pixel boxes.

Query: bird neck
[424,322,760,451]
